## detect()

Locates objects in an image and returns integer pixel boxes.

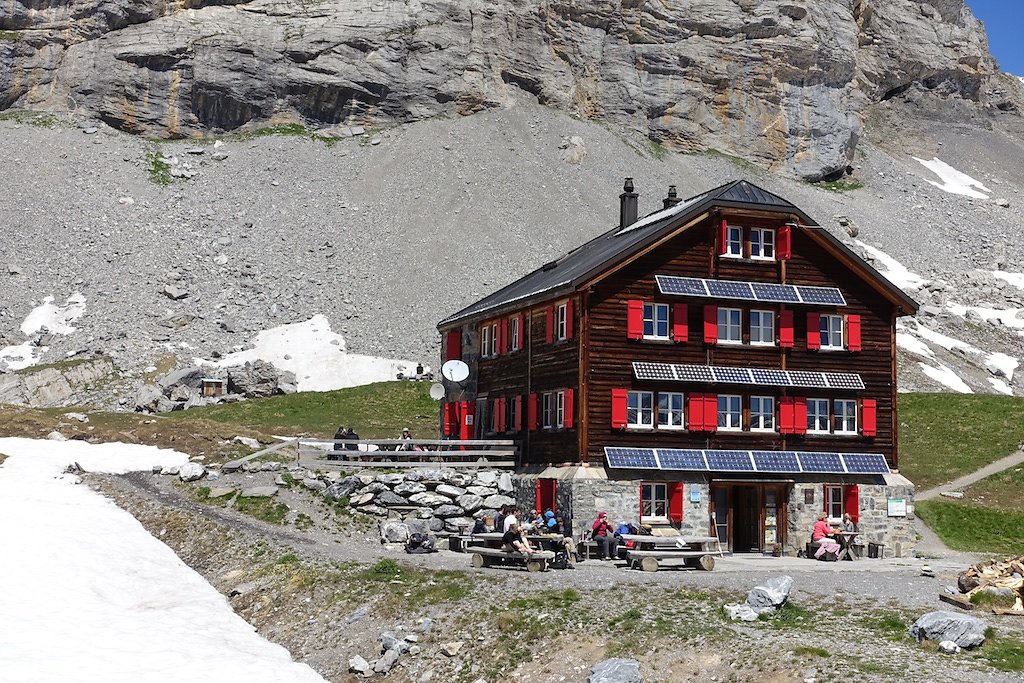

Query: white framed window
[490,399,500,433]
[491,323,498,354]
[750,310,775,346]
[641,482,669,519]
[725,224,742,257]
[825,485,844,521]
[718,307,742,344]
[508,398,519,432]
[510,317,520,352]
[807,399,829,433]
[820,315,844,350]
[718,394,742,430]
[627,391,654,429]
[643,302,670,339]
[750,396,775,431]
[834,399,857,434]
[480,325,491,358]
[556,303,568,340]
[658,392,685,429]
[555,391,565,428]
[542,392,554,429]
[751,228,775,259]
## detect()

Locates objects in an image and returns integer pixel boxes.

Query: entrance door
[732,486,761,553]
[536,479,557,514]
[711,487,729,547]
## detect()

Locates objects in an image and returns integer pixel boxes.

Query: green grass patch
[898,394,1024,491]
[232,122,346,147]
[962,466,1024,510]
[792,645,828,657]
[0,30,23,41]
[969,590,1018,610]
[234,495,289,524]
[705,148,763,175]
[978,637,1024,672]
[165,381,438,438]
[410,570,473,604]
[0,109,56,127]
[16,357,103,377]
[145,150,172,186]
[360,559,401,581]
[915,500,1024,555]
[275,552,300,565]
[508,588,581,611]
[859,611,909,641]
[817,178,863,192]
[294,513,314,531]
[757,602,813,628]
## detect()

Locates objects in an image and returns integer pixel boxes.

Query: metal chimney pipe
[663,185,681,209]
[619,178,639,228]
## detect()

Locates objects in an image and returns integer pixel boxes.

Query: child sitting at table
[840,512,857,532]
[811,512,841,560]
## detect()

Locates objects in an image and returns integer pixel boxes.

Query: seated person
[332,425,347,452]
[543,510,558,532]
[524,509,543,532]
[840,512,857,532]
[503,507,520,533]
[501,523,534,555]
[397,427,414,451]
[811,512,841,560]
[472,518,487,535]
[591,511,619,561]
[344,426,360,451]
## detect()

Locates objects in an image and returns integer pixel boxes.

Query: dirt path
[916,449,1024,501]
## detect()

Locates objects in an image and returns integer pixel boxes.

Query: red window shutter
[704,394,719,433]
[445,330,462,361]
[514,395,523,432]
[499,398,508,432]
[627,300,644,340]
[443,402,459,436]
[778,224,792,260]
[779,310,794,348]
[565,300,574,339]
[718,218,728,255]
[611,389,627,429]
[703,305,718,344]
[460,401,476,440]
[517,313,525,349]
[528,393,539,431]
[794,397,808,435]
[545,305,555,343]
[861,398,877,437]
[847,314,861,352]
[673,304,688,343]
[779,397,793,434]
[563,389,574,429]
[844,485,860,524]
[669,482,684,523]
[806,312,820,350]
[535,480,542,513]
[687,393,704,431]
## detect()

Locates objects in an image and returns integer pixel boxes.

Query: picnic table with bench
[465,532,556,572]
[619,534,724,572]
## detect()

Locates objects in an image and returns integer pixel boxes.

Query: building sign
[887,498,907,517]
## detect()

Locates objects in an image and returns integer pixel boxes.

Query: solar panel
[752,451,801,473]
[673,364,714,382]
[605,447,659,470]
[751,282,800,303]
[705,450,755,471]
[751,368,792,386]
[656,276,707,297]
[707,280,755,300]
[657,449,708,471]
[796,286,846,306]
[633,362,676,381]
[712,366,753,384]
[842,453,890,474]
[797,452,845,473]
[824,372,866,390]
[788,370,828,388]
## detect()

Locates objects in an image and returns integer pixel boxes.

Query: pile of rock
[348,621,433,677]
[135,360,297,413]
[908,611,988,654]
[725,576,794,621]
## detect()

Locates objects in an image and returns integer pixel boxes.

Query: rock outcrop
[0,0,999,180]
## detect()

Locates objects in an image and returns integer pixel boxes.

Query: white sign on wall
[887,498,907,517]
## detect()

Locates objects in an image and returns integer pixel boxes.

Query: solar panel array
[655,275,846,306]
[605,448,889,474]
[631,362,865,390]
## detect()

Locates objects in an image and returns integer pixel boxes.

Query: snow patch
[0,437,325,683]
[986,352,1018,383]
[198,314,417,392]
[913,157,991,199]
[20,292,87,335]
[853,240,927,291]
[896,331,934,358]
[0,341,42,371]
[989,270,1024,290]
[989,377,1014,396]
[913,321,978,354]
[918,361,973,393]
[945,302,1024,330]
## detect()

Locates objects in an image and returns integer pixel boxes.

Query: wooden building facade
[438,180,919,556]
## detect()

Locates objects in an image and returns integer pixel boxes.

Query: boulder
[447,472,470,487]
[496,472,514,493]
[226,360,287,398]
[456,494,484,513]
[375,490,409,507]
[472,472,498,487]
[433,504,466,518]
[426,517,444,532]
[403,470,426,482]
[259,461,281,472]
[348,655,370,675]
[444,516,475,532]
[394,481,427,496]
[746,575,793,614]
[724,603,760,622]
[160,465,180,476]
[404,518,431,536]
[939,640,962,654]
[380,521,410,544]
[208,486,235,498]
[587,658,642,683]
[466,485,494,497]
[324,477,361,500]
[157,367,205,389]
[361,504,389,516]
[409,492,451,507]
[372,648,400,674]
[178,462,206,482]
[350,493,376,506]
[435,484,467,499]
[908,611,987,649]
[483,494,515,509]
[134,384,163,412]
[240,486,278,498]
[376,473,406,486]
[302,478,327,492]
[233,436,261,449]
[380,632,410,654]
[361,482,390,494]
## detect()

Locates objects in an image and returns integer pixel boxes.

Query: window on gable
[718,307,742,344]
[750,396,774,431]
[834,399,857,434]
[718,394,742,430]
[643,303,670,339]
[627,391,654,429]
[641,482,669,519]
[751,228,775,259]
[750,310,775,346]
[820,315,844,350]
[658,392,685,429]
[510,317,521,352]
[725,225,743,257]
[807,398,829,433]
[556,303,568,341]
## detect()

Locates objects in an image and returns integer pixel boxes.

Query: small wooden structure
[297,438,518,469]
[200,377,225,397]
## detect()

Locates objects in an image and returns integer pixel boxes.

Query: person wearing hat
[591,511,618,561]
[544,510,576,568]
[397,427,414,451]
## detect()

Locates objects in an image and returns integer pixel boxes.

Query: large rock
[588,658,642,683]
[348,655,370,675]
[909,611,987,649]
[746,575,793,614]
[456,494,484,513]
[380,521,410,544]
[178,462,206,482]
[435,484,467,499]
[240,486,277,498]
[433,504,466,518]
[472,472,498,487]
[374,490,409,507]
[483,494,515,510]
[376,473,405,486]
[157,366,205,390]
[443,516,475,532]
[324,477,360,500]
[496,472,514,494]
[466,486,494,497]
[372,648,400,674]
[134,383,164,412]
[226,360,288,398]
[408,492,451,507]
[394,481,427,496]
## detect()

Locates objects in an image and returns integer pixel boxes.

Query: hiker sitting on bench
[502,523,534,555]
[811,513,841,560]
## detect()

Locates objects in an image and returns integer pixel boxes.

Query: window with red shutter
[703,305,718,344]
[528,393,539,431]
[778,224,792,260]
[669,482,684,523]
[704,394,719,433]
[779,310,794,348]
[545,305,554,343]
[514,395,523,432]
[794,397,808,435]
[718,218,728,255]
[445,330,462,361]
[500,397,509,432]
[627,300,643,340]
[847,314,861,352]
[565,300,574,339]
[779,397,794,434]
[563,389,574,429]
[673,304,688,343]
[611,389,628,429]
[861,398,877,437]
[687,393,704,431]
[806,312,821,350]
[844,485,860,524]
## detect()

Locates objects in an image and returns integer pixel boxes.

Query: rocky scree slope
[0,0,1010,181]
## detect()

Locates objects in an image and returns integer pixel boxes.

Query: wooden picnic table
[465,533,556,572]
[833,531,861,561]
[619,534,724,572]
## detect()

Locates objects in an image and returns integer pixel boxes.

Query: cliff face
[0,0,1001,179]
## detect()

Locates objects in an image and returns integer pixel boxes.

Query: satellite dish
[440,360,470,383]
[429,382,446,400]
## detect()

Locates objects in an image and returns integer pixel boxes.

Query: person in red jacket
[591,511,618,560]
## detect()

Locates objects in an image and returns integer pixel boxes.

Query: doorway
[732,486,760,553]
[710,483,789,553]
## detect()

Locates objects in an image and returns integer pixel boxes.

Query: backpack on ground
[405,533,436,554]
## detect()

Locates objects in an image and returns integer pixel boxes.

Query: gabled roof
[438,180,916,327]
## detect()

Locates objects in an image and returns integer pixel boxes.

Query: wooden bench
[467,546,556,572]
[625,548,717,572]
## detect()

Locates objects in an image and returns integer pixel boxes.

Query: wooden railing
[296,438,518,469]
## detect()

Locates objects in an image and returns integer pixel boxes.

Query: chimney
[619,177,638,228]
[663,185,681,209]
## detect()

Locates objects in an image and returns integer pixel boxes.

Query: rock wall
[0,0,999,180]
[0,358,116,407]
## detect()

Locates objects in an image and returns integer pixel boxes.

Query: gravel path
[917,449,1024,501]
